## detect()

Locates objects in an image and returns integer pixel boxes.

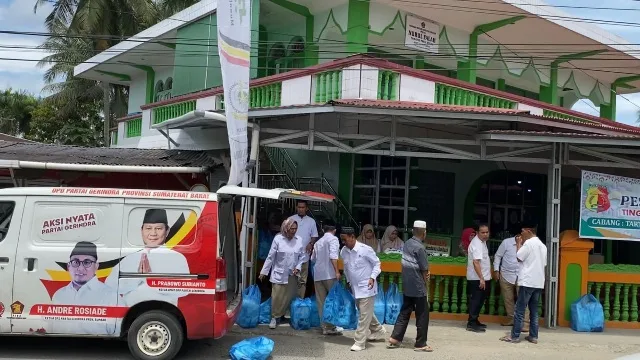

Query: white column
[545,142,563,328]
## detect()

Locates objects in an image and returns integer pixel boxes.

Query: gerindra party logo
[585,185,611,213]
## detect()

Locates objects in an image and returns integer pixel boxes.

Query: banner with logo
[217,0,252,185]
[580,170,640,241]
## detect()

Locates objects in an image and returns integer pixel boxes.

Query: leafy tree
[0,89,39,136]
[27,99,103,147]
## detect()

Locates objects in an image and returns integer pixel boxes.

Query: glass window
[0,201,14,242]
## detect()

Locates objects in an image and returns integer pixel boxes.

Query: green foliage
[0,89,39,136]
[26,100,104,147]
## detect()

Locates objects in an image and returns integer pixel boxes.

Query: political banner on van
[217,0,252,185]
[11,193,222,338]
[580,170,640,241]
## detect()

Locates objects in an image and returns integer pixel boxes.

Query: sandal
[386,342,401,349]
[525,336,538,344]
[499,335,520,343]
[414,345,434,352]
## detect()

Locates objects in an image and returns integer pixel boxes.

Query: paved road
[0,320,639,359]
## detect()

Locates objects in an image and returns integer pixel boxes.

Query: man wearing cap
[500,223,547,344]
[311,222,343,336]
[106,208,189,307]
[387,220,432,352]
[51,241,117,335]
[340,227,386,352]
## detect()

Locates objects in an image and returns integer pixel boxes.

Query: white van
[0,186,334,359]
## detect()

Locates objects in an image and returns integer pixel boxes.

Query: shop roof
[0,141,220,168]
[329,99,528,115]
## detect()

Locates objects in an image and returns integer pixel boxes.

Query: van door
[0,197,26,333]
[113,198,208,309]
[11,196,124,336]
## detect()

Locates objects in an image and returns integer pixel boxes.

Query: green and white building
[74,0,640,327]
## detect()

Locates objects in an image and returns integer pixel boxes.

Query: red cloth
[460,228,476,253]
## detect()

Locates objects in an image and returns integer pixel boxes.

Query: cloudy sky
[0,0,640,124]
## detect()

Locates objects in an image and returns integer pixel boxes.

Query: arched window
[155,80,164,94]
[288,36,305,55]
[165,77,173,90]
[267,43,286,76]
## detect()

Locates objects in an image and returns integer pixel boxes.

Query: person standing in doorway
[289,200,318,298]
[341,227,386,351]
[466,224,492,332]
[500,223,547,344]
[493,228,529,332]
[310,222,343,335]
[259,218,307,329]
[387,220,432,352]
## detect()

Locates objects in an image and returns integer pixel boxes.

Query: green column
[346,0,370,54]
[457,16,525,84]
[250,0,260,79]
[546,49,607,106]
[601,75,640,121]
[496,78,506,91]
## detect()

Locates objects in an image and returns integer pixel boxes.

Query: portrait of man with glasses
[50,241,117,335]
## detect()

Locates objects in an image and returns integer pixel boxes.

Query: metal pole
[545,143,562,328]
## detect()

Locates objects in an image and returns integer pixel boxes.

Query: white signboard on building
[405,14,440,54]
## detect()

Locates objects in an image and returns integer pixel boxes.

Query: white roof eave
[73,0,218,77]
[503,0,640,60]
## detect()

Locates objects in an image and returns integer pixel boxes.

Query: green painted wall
[173,15,215,96]
[565,263,583,321]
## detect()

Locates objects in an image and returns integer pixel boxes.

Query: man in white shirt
[311,222,342,335]
[493,229,529,331]
[341,227,386,352]
[289,200,318,298]
[500,223,547,344]
[51,241,117,335]
[466,224,491,333]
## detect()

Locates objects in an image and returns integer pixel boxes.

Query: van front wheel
[127,310,184,360]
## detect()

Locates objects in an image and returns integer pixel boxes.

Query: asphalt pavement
[0,320,639,359]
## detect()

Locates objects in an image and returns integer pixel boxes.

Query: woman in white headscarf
[381,225,404,252]
[259,218,307,329]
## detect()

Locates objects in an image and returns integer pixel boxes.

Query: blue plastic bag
[237,285,261,328]
[322,283,358,330]
[571,294,605,332]
[290,297,313,330]
[385,283,403,325]
[258,231,274,260]
[374,282,386,324]
[259,298,272,324]
[309,295,321,327]
[229,336,275,360]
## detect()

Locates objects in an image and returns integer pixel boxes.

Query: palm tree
[34,1,198,143]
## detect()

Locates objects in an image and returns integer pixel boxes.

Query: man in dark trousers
[466,224,492,332]
[387,220,432,352]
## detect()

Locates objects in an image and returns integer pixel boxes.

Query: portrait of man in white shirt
[50,241,117,335]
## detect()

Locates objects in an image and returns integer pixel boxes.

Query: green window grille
[110,130,118,145]
[125,118,142,138]
[434,83,516,109]
[152,100,196,125]
[378,71,399,101]
[314,71,342,103]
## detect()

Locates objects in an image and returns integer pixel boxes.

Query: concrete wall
[127,75,146,114]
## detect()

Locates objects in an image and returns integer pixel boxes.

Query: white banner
[405,14,440,54]
[217,0,251,185]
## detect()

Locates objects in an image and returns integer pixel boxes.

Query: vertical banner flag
[218,0,251,185]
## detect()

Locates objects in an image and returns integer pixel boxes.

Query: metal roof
[480,130,640,140]
[328,99,529,115]
[0,141,221,168]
